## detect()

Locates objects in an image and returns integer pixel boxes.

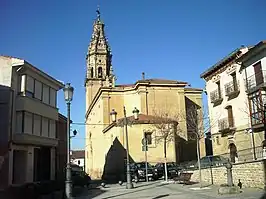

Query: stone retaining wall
[185,160,265,188]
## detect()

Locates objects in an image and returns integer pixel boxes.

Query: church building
[84,9,205,180]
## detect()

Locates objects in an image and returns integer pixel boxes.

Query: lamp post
[195,106,202,188]
[110,106,139,189]
[63,83,74,199]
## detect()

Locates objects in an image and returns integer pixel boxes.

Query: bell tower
[85,7,115,109]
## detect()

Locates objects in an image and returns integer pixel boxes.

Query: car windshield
[136,162,152,168]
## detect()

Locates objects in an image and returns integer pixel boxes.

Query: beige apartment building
[0,56,64,187]
[200,44,266,163]
[84,10,205,180]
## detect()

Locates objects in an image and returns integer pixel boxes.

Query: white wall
[72,158,85,169]
[205,63,250,134]
[245,56,266,78]
[0,57,12,87]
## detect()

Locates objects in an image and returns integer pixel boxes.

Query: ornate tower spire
[96,5,101,21]
[85,7,115,107]
[85,7,113,81]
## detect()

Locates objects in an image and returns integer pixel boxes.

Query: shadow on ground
[260,192,266,199]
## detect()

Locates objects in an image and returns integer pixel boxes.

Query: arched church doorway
[229,143,238,163]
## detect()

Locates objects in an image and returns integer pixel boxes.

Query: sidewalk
[76,180,266,199]
[167,182,265,199]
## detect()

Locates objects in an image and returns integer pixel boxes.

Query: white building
[0,56,64,187]
[70,150,85,171]
[200,46,258,162]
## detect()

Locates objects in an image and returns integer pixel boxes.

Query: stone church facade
[84,10,205,180]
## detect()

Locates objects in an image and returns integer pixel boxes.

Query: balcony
[210,89,223,105]
[245,71,266,93]
[13,133,58,147]
[218,117,236,136]
[224,80,240,99]
[16,95,58,120]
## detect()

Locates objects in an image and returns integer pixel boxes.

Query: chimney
[142,72,145,80]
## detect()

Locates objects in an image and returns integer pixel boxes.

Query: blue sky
[1,0,266,150]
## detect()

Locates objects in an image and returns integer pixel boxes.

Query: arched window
[98,67,103,78]
[90,67,94,78]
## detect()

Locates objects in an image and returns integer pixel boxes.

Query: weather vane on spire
[96,5,101,20]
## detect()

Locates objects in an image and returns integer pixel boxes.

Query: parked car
[154,162,179,179]
[194,155,228,169]
[71,164,91,187]
[128,162,159,182]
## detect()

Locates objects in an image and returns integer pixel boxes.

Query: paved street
[77,180,265,199]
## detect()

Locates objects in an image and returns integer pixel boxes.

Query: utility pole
[145,140,148,182]
[123,107,133,189]
[195,108,202,188]
[142,137,148,182]
[164,136,168,182]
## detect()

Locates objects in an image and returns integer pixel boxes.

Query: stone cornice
[205,60,237,82]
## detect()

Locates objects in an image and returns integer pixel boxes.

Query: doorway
[229,143,238,163]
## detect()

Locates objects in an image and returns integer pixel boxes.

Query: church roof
[102,114,178,133]
[115,78,188,88]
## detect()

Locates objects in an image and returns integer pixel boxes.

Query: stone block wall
[186,160,265,188]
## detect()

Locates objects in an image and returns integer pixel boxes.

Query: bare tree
[185,105,215,141]
[149,110,180,182]
[179,102,220,188]
[238,96,266,159]
[239,96,266,124]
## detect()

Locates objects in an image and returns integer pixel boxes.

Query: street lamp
[70,129,78,139]
[63,83,74,199]
[110,106,139,189]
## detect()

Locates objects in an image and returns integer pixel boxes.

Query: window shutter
[49,120,56,138]
[41,117,49,137]
[42,84,50,104]
[24,112,33,134]
[16,112,23,133]
[26,76,34,93]
[49,88,56,107]
[33,115,41,136]
[34,80,42,100]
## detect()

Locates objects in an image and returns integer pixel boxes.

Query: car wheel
[134,175,139,183]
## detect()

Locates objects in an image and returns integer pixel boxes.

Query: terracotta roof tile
[103,114,178,133]
[117,113,178,125]
[137,79,187,85]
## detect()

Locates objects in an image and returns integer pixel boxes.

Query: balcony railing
[224,80,239,96]
[210,89,223,103]
[218,117,234,131]
[245,70,266,91]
